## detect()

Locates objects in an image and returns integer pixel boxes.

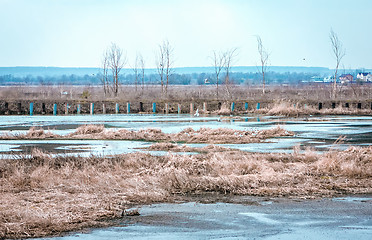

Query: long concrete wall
[0,100,371,115]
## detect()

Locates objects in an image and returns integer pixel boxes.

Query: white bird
[194,108,199,117]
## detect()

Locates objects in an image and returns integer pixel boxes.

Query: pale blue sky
[0,0,371,69]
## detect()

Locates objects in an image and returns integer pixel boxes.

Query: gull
[194,108,199,117]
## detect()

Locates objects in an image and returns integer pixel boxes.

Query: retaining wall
[0,100,371,115]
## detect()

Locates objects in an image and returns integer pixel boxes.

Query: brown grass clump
[254,126,294,138]
[213,102,231,115]
[0,125,294,144]
[70,124,105,135]
[0,127,59,140]
[264,102,319,117]
[147,143,233,153]
[174,126,293,144]
[1,146,371,238]
[314,146,372,178]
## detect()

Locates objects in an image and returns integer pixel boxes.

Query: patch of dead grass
[0,125,294,144]
[1,146,371,238]
[257,101,372,116]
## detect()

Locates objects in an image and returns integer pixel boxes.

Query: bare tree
[100,49,110,97]
[132,53,139,92]
[108,43,126,97]
[256,36,269,94]
[139,54,145,93]
[132,53,146,93]
[330,29,345,99]
[224,48,238,99]
[156,40,173,96]
[212,50,226,100]
[156,45,165,94]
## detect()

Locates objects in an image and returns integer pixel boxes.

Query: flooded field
[1,114,372,156]
[1,113,371,239]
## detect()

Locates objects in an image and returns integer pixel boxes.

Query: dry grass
[0,145,371,238]
[0,125,294,144]
[264,102,319,117]
[2,85,372,102]
[213,102,231,115]
[72,124,105,135]
[147,143,233,153]
[0,127,60,140]
[258,101,372,117]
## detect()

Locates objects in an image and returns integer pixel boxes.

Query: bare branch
[211,50,227,100]
[156,40,173,97]
[330,29,345,99]
[100,49,110,97]
[224,48,239,99]
[106,43,126,97]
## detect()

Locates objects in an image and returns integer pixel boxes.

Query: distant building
[357,72,372,82]
[323,75,336,83]
[309,76,324,83]
[339,74,353,83]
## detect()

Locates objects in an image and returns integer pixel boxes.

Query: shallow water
[4,115,371,239]
[0,114,371,155]
[38,196,372,240]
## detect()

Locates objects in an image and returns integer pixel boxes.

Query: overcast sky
[0,0,371,69]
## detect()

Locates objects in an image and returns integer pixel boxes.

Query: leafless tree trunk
[132,53,140,92]
[330,29,345,99]
[133,53,146,93]
[139,54,145,93]
[108,43,126,97]
[256,36,269,94]
[156,40,173,97]
[100,50,110,97]
[156,45,165,95]
[224,48,238,99]
[212,50,226,100]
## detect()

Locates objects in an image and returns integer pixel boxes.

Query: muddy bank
[1,146,371,239]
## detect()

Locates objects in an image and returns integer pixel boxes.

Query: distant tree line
[0,71,317,86]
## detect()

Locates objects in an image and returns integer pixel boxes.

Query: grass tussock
[72,124,105,135]
[1,127,60,140]
[1,146,371,238]
[213,102,231,115]
[0,125,294,143]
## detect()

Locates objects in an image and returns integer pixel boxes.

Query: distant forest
[0,66,368,86]
[0,71,320,86]
[0,71,324,86]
